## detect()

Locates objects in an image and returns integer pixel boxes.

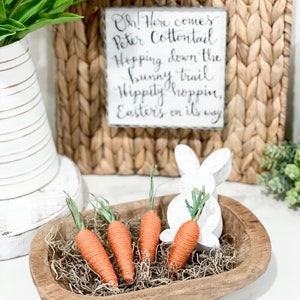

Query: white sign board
[104,7,227,129]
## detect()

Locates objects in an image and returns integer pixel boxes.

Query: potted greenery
[258,139,300,205]
[0,0,85,46]
[0,0,85,198]
[0,0,86,260]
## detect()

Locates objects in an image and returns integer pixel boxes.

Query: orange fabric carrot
[139,165,161,263]
[65,194,118,287]
[92,196,135,284]
[168,187,210,271]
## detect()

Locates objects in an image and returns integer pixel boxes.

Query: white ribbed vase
[0,38,59,199]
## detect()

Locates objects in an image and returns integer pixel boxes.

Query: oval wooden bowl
[29,195,271,300]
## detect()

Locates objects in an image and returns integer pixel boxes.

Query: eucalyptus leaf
[258,139,300,206]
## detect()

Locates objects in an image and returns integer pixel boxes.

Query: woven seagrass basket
[53,0,292,183]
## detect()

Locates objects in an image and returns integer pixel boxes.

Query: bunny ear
[201,148,232,186]
[175,144,200,176]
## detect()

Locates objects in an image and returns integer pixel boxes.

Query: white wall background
[29,2,300,143]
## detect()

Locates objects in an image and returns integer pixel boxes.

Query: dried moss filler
[46,214,238,297]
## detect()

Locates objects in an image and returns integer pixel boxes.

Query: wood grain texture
[29,195,271,300]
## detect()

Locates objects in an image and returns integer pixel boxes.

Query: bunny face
[159,145,232,251]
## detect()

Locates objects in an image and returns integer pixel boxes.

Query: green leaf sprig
[185,186,210,222]
[65,192,85,230]
[0,0,86,46]
[90,194,116,224]
[257,139,300,205]
[148,164,157,210]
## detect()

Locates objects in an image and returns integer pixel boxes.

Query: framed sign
[104,7,227,129]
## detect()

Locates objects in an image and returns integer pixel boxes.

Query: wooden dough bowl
[29,195,271,299]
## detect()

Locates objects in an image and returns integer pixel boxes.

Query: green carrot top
[148,164,157,210]
[65,192,85,230]
[90,195,116,224]
[185,186,210,222]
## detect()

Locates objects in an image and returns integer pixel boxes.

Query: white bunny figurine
[160,145,232,251]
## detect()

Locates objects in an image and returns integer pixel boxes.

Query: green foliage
[257,139,300,205]
[90,195,116,224]
[0,0,85,46]
[148,165,157,210]
[65,192,85,230]
[185,186,210,222]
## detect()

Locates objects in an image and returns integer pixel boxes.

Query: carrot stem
[185,186,210,221]
[149,164,157,210]
[65,192,85,230]
[90,194,115,223]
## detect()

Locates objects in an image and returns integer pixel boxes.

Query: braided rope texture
[54,0,292,183]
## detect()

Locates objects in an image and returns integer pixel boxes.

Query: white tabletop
[1,175,300,300]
